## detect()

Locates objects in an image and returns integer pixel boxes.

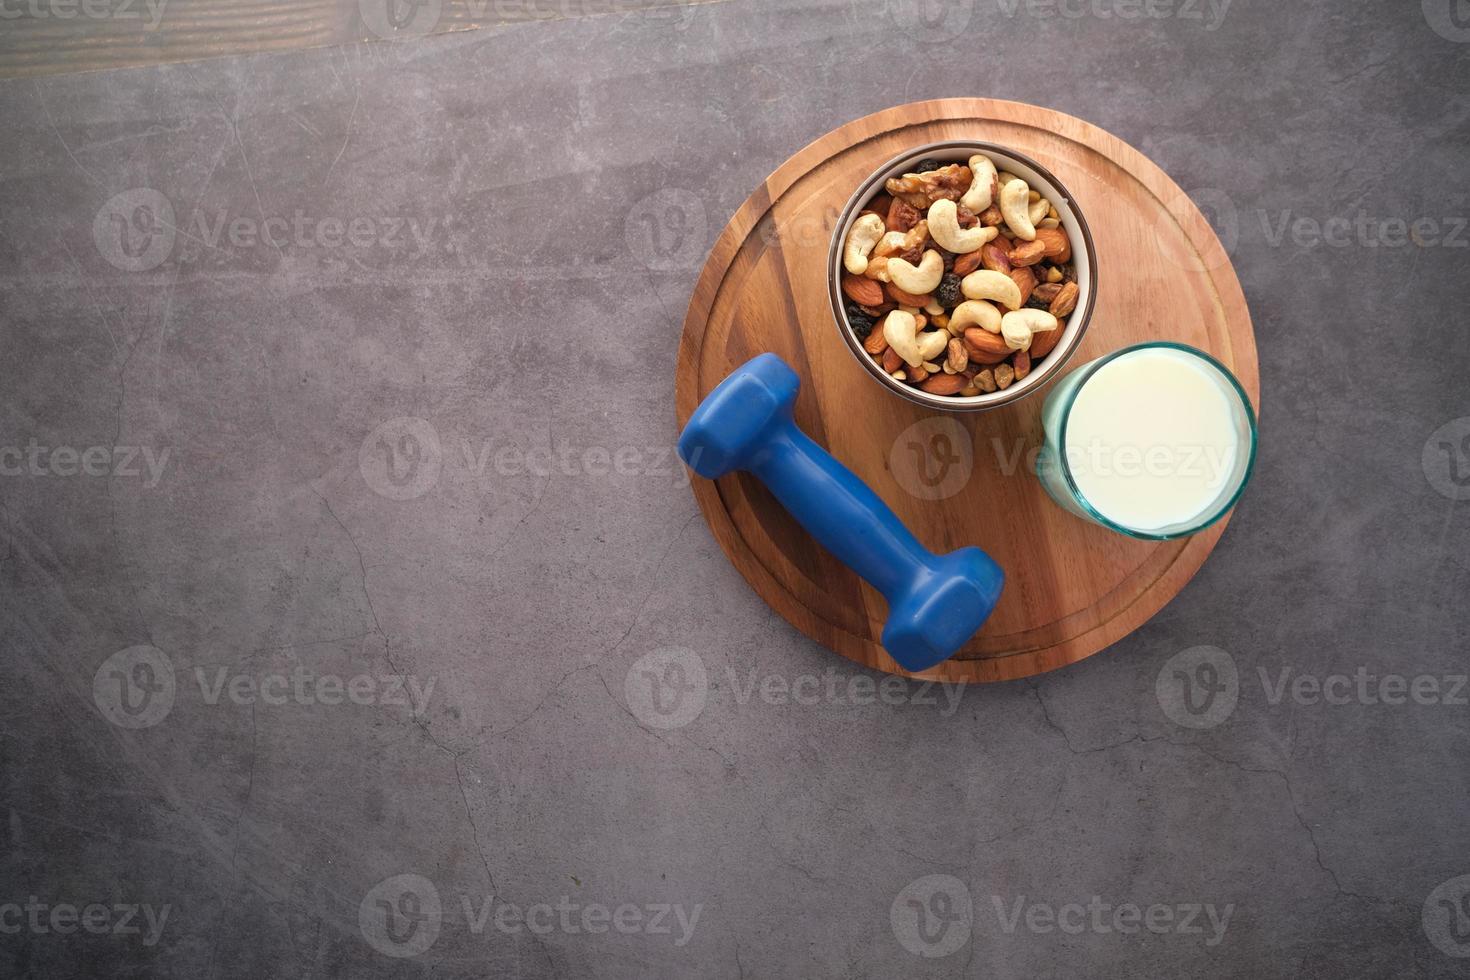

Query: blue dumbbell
[677,353,1003,673]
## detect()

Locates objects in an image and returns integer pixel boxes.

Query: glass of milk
[1035,343,1257,539]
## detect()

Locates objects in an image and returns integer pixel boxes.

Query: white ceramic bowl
[828,141,1098,412]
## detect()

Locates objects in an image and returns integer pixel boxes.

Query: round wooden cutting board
[674,99,1258,684]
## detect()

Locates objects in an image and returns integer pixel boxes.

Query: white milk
[1063,347,1243,532]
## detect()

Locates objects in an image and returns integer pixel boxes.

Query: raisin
[912,158,944,173]
[845,303,877,338]
[936,273,962,309]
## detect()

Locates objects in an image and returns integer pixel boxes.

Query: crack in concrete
[485,662,601,741]
[453,756,500,900]
[1030,684,1149,755]
[1177,742,1397,908]
[311,488,461,758]
[756,814,828,884]
[604,508,701,660]
[1027,681,1412,912]
[205,700,259,980]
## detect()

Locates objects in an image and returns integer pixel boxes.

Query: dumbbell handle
[749,421,934,604]
[678,353,1003,672]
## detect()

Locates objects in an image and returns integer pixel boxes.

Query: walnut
[945,338,969,374]
[897,219,929,265]
[885,198,921,233]
[885,164,973,210]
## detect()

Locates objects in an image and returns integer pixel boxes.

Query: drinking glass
[1034,342,1258,540]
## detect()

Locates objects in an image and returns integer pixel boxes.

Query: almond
[963,327,1010,356]
[1048,280,1079,318]
[1029,325,1061,359]
[953,249,985,276]
[864,322,890,355]
[919,373,966,395]
[967,347,1013,365]
[1009,267,1037,309]
[978,205,1003,227]
[1007,240,1046,268]
[908,363,930,383]
[1033,227,1072,263]
[842,273,885,307]
[885,282,932,308]
[882,346,902,373]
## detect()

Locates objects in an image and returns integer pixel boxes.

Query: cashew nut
[950,300,1002,335]
[843,213,886,275]
[1000,309,1059,351]
[959,154,999,213]
[999,178,1036,241]
[927,200,998,255]
[882,310,949,368]
[1027,196,1050,226]
[887,249,944,296]
[960,269,1023,310]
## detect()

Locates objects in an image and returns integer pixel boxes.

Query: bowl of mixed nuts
[828,141,1097,410]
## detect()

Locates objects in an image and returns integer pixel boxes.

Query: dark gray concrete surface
[1,1,1468,976]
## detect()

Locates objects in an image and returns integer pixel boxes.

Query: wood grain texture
[674,99,1259,684]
